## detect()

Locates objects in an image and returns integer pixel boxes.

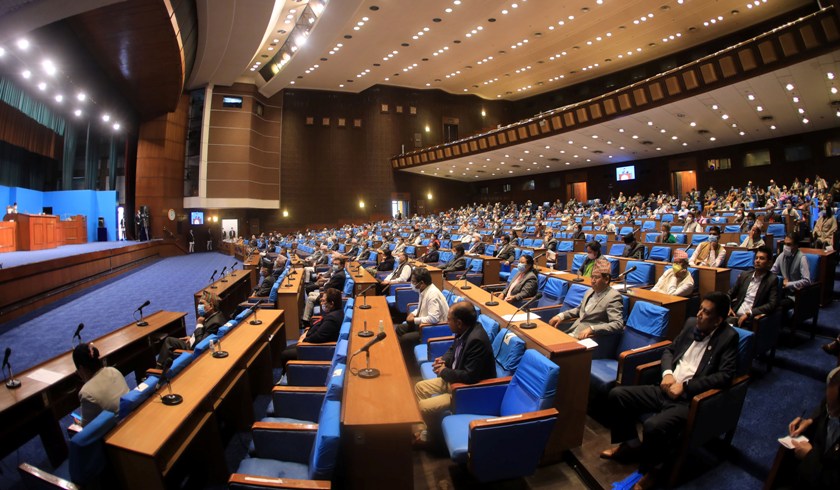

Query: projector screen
[616,165,636,181]
[190,211,205,225]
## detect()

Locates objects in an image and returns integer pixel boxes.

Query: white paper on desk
[27,368,64,384]
[502,313,531,322]
[778,435,808,449]
[577,338,599,350]
[611,284,631,290]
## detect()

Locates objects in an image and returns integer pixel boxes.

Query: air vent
[641,140,653,145]
[548,157,560,162]
[511,164,522,168]
[760,115,774,121]
[593,150,604,154]
[697,129,710,135]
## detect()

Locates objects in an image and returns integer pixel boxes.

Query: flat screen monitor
[616,165,636,181]
[190,211,204,225]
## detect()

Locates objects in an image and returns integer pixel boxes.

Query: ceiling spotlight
[0,47,4,57]
[113,123,121,130]
[102,113,111,122]
[22,69,31,79]
[73,109,82,117]
[54,94,63,103]
[77,92,86,102]
[16,39,30,50]
[785,83,794,91]
[37,82,46,91]
[41,59,57,76]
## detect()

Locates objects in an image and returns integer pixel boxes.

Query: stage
[0,239,184,323]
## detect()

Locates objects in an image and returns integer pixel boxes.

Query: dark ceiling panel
[68,0,187,120]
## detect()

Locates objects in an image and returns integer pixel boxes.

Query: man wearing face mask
[571,223,587,241]
[157,293,227,368]
[813,207,837,250]
[494,235,516,266]
[773,366,840,489]
[651,250,694,297]
[377,251,412,295]
[689,226,727,268]
[252,266,276,297]
[771,233,811,314]
[278,288,344,376]
[302,257,347,325]
[622,233,646,260]
[441,245,467,273]
[682,212,703,234]
[549,259,623,339]
[395,267,449,357]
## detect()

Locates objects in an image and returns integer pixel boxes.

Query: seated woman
[500,254,539,306]
[278,288,343,375]
[73,342,129,426]
[578,241,603,277]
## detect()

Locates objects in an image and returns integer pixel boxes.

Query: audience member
[549,259,623,339]
[578,241,603,277]
[278,288,343,375]
[727,246,778,328]
[650,249,694,297]
[72,342,129,427]
[395,267,449,356]
[500,254,539,305]
[302,257,346,324]
[622,233,645,260]
[689,226,726,267]
[770,233,811,316]
[441,244,467,273]
[157,293,228,368]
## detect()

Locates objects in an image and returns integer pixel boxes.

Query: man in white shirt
[650,249,694,297]
[376,251,412,295]
[770,233,812,314]
[395,267,449,357]
[601,292,739,490]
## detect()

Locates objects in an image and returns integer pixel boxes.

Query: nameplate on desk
[26,368,64,384]
[502,313,530,322]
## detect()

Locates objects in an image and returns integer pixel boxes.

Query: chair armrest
[228,474,331,489]
[406,302,418,311]
[467,408,559,431]
[633,360,663,386]
[617,341,671,385]
[296,342,337,362]
[427,336,456,359]
[683,375,750,449]
[251,422,318,463]
[270,387,327,422]
[146,368,163,377]
[173,349,193,355]
[450,377,513,415]
[18,463,78,490]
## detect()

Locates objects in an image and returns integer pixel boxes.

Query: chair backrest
[624,302,670,343]
[168,352,193,377]
[727,250,755,270]
[625,261,655,286]
[803,253,820,281]
[469,258,484,272]
[608,243,626,256]
[557,240,574,252]
[766,223,785,238]
[478,314,501,342]
[594,234,608,245]
[307,399,342,480]
[733,326,754,376]
[342,277,355,297]
[561,283,589,312]
[492,328,527,376]
[570,253,586,272]
[673,233,687,244]
[500,350,560,416]
[118,377,159,420]
[268,277,283,303]
[647,246,672,262]
[68,410,119,484]
[619,226,633,236]
[724,224,742,233]
[642,221,657,231]
[691,234,709,245]
[325,362,346,401]
[538,277,568,306]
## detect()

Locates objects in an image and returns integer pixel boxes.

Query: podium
[16,214,60,251]
[0,221,15,253]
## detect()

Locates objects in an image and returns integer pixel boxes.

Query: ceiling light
[41,59,57,76]
[689,122,696,126]
[709,136,716,141]
[785,83,794,91]
[0,47,4,57]
[21,70,31,79]
[747,94,755,100]
[770,125,776,130]
[102,113,111,122]
[37,82,46,91]
[54,94,63,103]
[828,72,835,80]
[16,39,29,50]
[73,109,82,117]
[711,104,719,110]
[802,118,809,124]
[113,123,120,130]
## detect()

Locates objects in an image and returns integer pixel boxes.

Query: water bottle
[378,320,384,334]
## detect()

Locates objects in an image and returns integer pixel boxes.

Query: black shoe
[822,338,840,356]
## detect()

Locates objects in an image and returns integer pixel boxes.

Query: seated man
[622,233,645,260]
[414,302,496,442]
[728,246,778,328]
[682,212,703,233]
[689,226,727,268]
[601,292,739,490]
[278,288,343,375]
[544,231,558,266]
[302,257,346,324]
[157,293,228,368]
[650,249,694,297]
[421,242,440,263]
[377,251,411,295]
[571,223,586,240]
[466,233,485,255]
[73,342,129,427]
[441,244,467,273]
[302,244,331,282]
[252,266,276,298]
[494,235,516,266]
[600,216,617,234]
[739,226,765,250]
[395,267,449,355]
[770,232,811,315]
[269,254,287,282]
[549,259,623,339]
[774,365,840,489]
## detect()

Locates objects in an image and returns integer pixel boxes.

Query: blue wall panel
[1,185,117,241]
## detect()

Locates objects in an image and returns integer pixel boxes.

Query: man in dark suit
[277,288,343,375]
[601,291,739,490]
[414,302,496,442]
[252,266,276,297]
[421,243,440,263]
[156,293,227,368]
[494,235,516,266]
[441,244,467,273]
[466,233,486,255]
[776,365,840,489]
[727,246,778,327]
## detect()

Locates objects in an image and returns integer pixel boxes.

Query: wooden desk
[243,252,261,271]
[195,269,254,319]
[0,311,186,467]
[15,214,59,251]
[343,296,422,489]
[58,216,87,245]
[0,220,15,252]
[448,282,591,461]
[348,261,378,296]
[106,309,278,490]
[466,254,501,284]
[275,268,304,340]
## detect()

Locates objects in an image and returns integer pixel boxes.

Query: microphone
[356,283,376,310]
[351,332,387,379]
[219,266,228,282]
[617,266,637,279]
[249,299,264,325]
[135,300,151,327]
[504,292,544,330]
[4,347,21,389]
[209,270,218,289]
[231,261,238,272]
[532,252,547,272]
[157,358,183,406]
[73,323,84,345]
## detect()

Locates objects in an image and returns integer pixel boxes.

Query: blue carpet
[0,240,143,269]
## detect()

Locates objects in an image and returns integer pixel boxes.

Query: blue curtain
[0,78,66,136]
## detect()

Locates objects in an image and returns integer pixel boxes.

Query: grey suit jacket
[503,270,538,302]
[563,287,624,338]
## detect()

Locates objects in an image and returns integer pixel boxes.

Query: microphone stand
[283,272,294,288]
[136,305,149,327]
[4,363,21,389]
[211,337,229,358]
[358,319,374,338]
[520,305,537,329]
[458,267,472,290]
[250,300,263,325]
[358,350,380,379]
[220,268,228,283]
[357,284,375,310]
[209,273,218,289]
[161,376,183,406]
